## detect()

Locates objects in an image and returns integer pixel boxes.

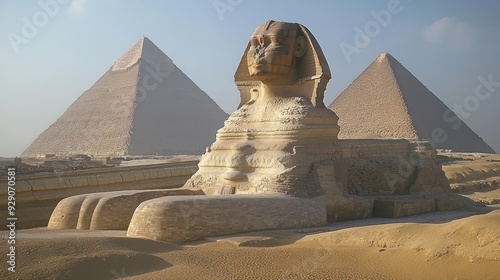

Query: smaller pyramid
[22,37,228,157]
[329,53,494,153]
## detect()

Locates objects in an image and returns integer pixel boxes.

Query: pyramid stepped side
[128,38,228,155]
[330,53,418,139]
[387,55,494,153]
[22,65,139,157]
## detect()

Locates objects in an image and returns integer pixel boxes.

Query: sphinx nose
[255,46,265,55]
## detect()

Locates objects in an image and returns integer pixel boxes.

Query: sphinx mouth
[250,60,267,66]
[253,64,267,69]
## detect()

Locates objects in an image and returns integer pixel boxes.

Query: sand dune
[2,209,498,280]
[307,210,500,262]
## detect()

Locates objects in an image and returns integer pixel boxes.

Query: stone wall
[309,139,457,222]
[127,194,326,242]
[313,163,373,222]
[373,196,436,218]
[0,161,198,228]
[333,139,450,196]
[371,194,464,218]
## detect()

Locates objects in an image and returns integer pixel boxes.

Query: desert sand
[2,206,499,280]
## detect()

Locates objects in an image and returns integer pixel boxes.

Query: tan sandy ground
[1,207,499,280]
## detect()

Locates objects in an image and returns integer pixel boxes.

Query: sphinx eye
[251,38,259,46]
[278,35,286,42]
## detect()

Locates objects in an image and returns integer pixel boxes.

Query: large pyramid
[22,37,228,157]
[329,53,494,153]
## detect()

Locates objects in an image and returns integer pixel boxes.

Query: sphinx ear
[294,36,307,57]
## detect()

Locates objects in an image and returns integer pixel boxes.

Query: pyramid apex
[111,36,169,71]
[375,52,394,63]
[141,36,153,44]
[112,37,146,71]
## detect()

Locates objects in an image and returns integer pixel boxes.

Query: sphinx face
[247,22,298,81]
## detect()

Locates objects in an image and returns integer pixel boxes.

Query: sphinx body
[185,95,339,197]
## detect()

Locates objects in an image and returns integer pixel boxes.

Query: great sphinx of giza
[184,20,340,197]
[47,20,461,242]
[48,20,339,241]
[122,20,343,241]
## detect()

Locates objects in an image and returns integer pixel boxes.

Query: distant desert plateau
[2,152,500,280]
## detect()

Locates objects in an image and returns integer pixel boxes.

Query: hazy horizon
[1,0,499,156]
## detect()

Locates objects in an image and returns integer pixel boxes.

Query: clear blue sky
[1,0,499,156]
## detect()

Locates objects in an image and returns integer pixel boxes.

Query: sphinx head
[235,20,332,108]
[246,20,307,83]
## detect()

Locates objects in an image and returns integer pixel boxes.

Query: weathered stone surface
[314,161,373,221]
[27,180,48,192]
[127,194,326,242]
[48,189,203,230]
[434,194,465,211]
[47,194,87,229]
[14,181,32,193]
[334,139,450,196]
[96,173,122,185]
[326,195,374,222]
[373,196,436,218]
[43,178,69,190]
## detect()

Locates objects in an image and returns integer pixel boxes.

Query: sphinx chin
[249,67,288,79]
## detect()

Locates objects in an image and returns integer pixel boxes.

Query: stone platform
[372,194,464,218]
[127,194,326,242]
